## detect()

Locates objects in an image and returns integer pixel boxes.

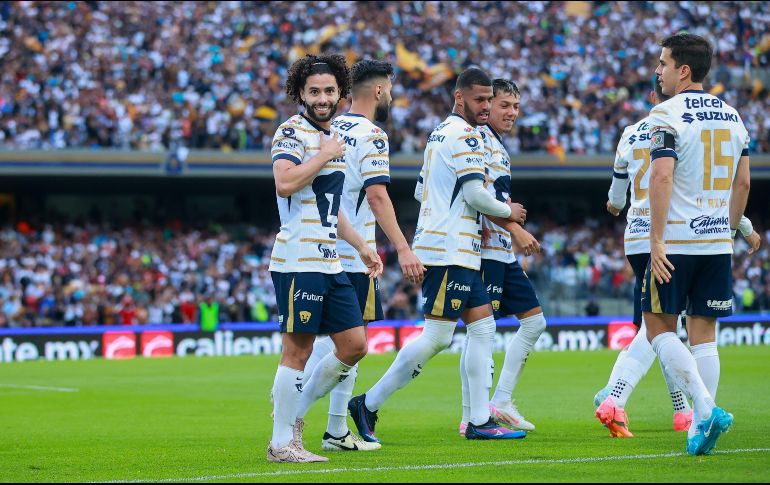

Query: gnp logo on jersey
[465,137,480,149]
[373,139,386,151]
[451,299,462,311]
[140,331,174,358]
[103,332,136,360]
[281,127,295,137]
[299,311,313,324]
[608,321,638,350]
[707,299,732,310]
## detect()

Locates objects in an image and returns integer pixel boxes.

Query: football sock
[271,365,304,449]
[491,313,546,407]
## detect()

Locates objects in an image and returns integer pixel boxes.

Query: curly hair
[285,54,351,105]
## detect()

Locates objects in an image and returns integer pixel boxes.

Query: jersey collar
[300,112,331,135]
[343,113,368,118]
[486,125,503,143]
[449,112,471,126]
[680,89,706,94]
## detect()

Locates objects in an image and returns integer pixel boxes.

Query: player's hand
[359,247,383,279]
[650,240,674,285]
[606,200,621,217]
[511,224,541,257]
[507,200,526,224]
[746,230,761,254]
[319,132,345,162]
[481,225,492,246]
[397,248,426,284]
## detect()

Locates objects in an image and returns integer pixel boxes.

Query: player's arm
[273,133,345,197]
[607,132,632,216]
[729,155,750,235]
[337,210,383,278]
[414,171,424,202]
[367,184,426,283]
[648,126,677,284]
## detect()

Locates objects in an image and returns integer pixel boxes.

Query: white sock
[651,332,715,423]
[659,355,691,413]
[327,363,357,437]
[607,348,629,387]
[271,365,304,449]
[365,319,455,411]
[460,335,471,423]
[609,324,656,408]
[491,313,546,407]
[692,342,719,400]
[296,353,352,419]
[466,315,496,426]
[302,336,335,387]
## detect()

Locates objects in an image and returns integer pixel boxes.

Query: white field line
[99,447,770,483]
[0,384,79,393]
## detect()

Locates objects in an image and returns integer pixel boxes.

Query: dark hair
[492,78,520,98]
[351,59,394,89]
[455,67,492,91]
[285,54,351,105]
[660,33,713,83]
[653,77,671,103]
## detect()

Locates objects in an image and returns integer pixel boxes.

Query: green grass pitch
[1,347,768,482]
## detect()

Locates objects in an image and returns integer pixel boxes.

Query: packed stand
[1,1,769,155]
[0,217,767,328]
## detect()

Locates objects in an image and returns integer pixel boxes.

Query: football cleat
[673,410,694,433]
[490,401,535,431]
[593,385,612,408]
[322,431,381,451]
[267,441,328,463]
[348,394,380,443]
[686,407,733,456]
[595,396,633,438]
[465,417,527,440]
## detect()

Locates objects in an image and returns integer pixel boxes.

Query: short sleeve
[613,126,633,179]
[452,132,486,185]
[271,125,305,165]
[360,132,390,189]
[647,107,678,162]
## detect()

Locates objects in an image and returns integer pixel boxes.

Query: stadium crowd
[1,1,769,155]
[0,217,767,328]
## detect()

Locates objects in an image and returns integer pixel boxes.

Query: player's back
[332,113,390,273]
[648,90,749,255]
[412,114,486,270]
[614,117,655,255]
[269,114,347,274]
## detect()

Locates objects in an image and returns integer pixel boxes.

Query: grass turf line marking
[100,447,770,483]
[0,384,79,393]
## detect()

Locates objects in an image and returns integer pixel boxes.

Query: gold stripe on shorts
[432,269,449,317]
[363,278,377,321]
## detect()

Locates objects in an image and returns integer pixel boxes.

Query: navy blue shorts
[641,254,733,318]
[481,259,541,319]
[271,271,364,334]
[421,265,489,319]
[627,253,650,327]
[346,272,384,322]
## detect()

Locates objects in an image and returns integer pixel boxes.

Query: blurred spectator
[1,2,768,155]
[0,211,766,327]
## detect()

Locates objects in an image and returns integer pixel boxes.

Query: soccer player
[295,58,426,452]
[458,79,545,435]
[349,68,528,443]
[643,33,749,455]
[594,81,693,438]
[267,54,383,463]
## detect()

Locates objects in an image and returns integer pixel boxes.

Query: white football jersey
[647,90,749,255]
[412,114,486,270]
[269,114,347,274]
[333,113,390,273]
[611,117,654,255]
[479,125,516,264]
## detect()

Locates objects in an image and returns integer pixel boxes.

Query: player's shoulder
[331,113,376,136]
[276,115,316,138]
